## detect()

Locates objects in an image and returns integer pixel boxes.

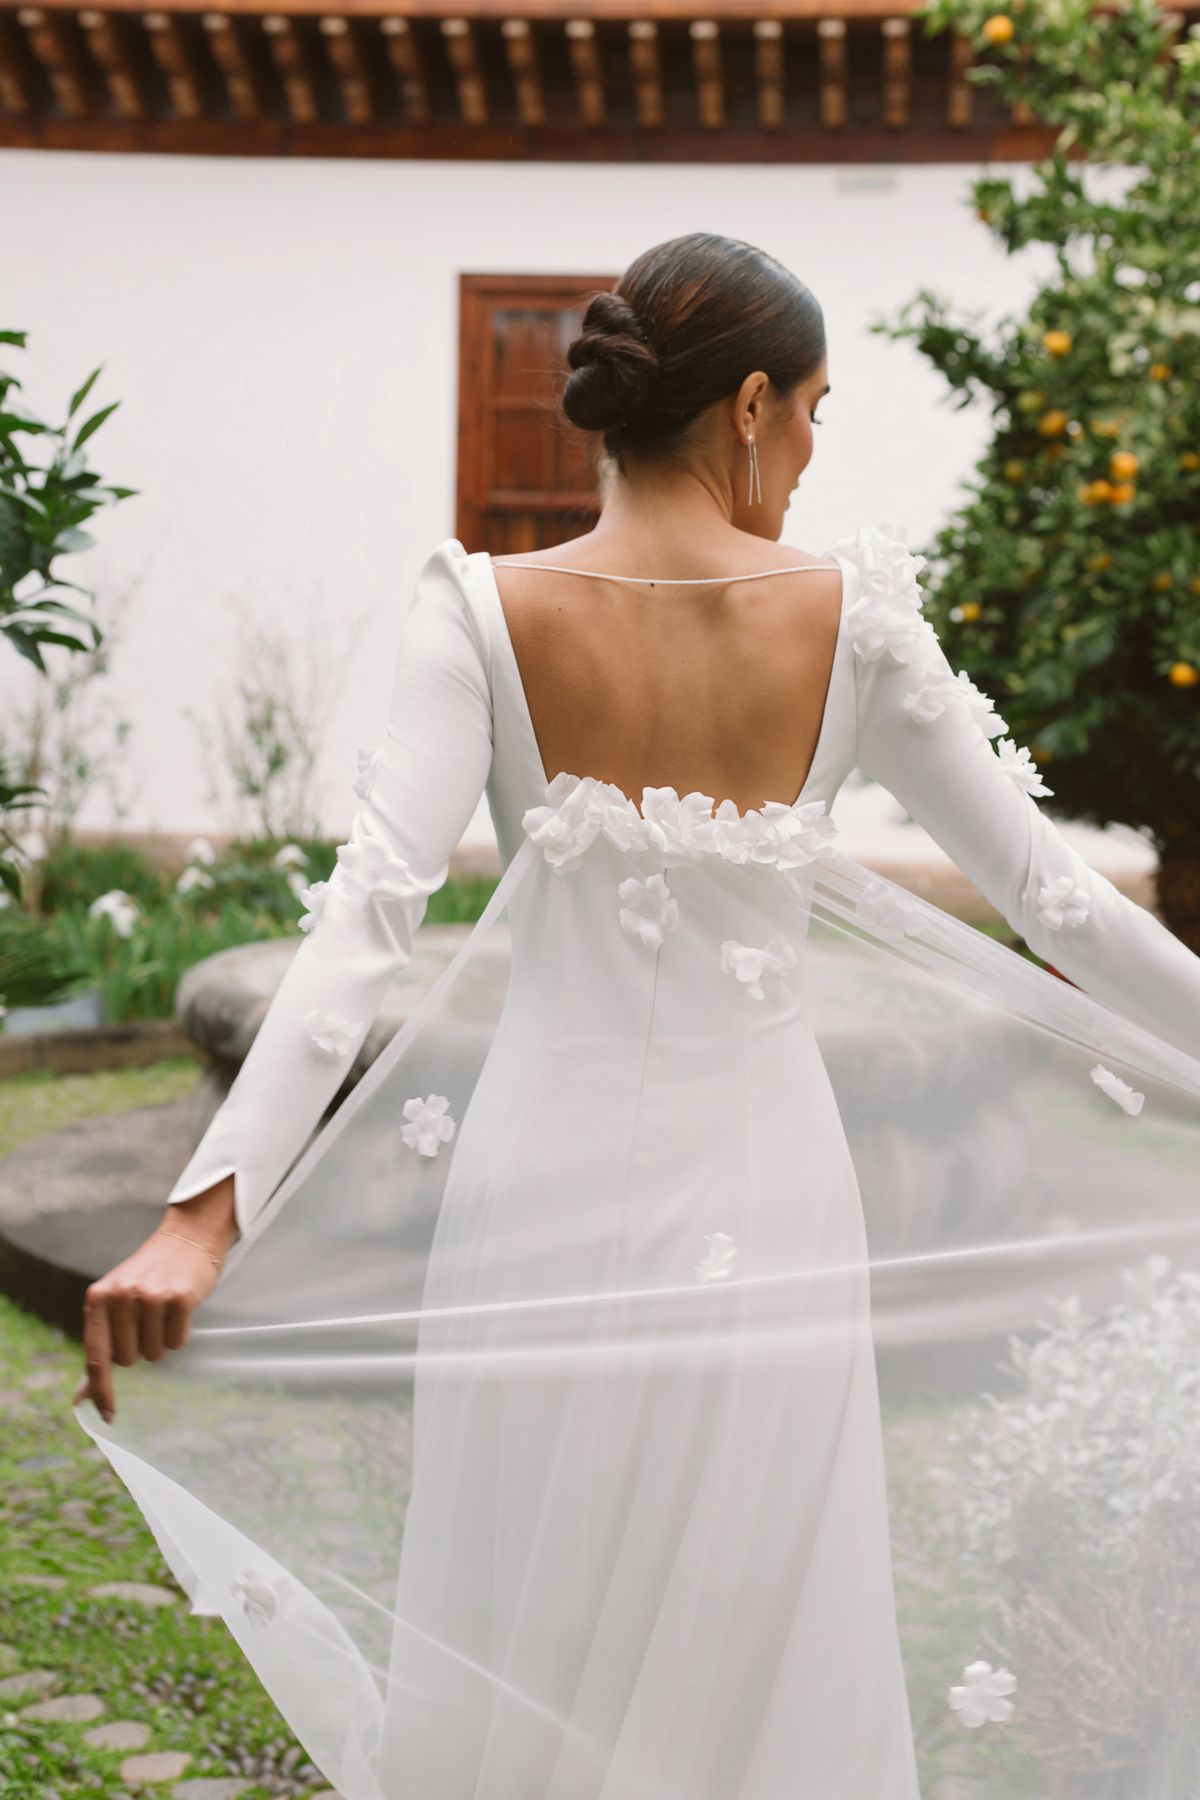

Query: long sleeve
[165,537,493,1241]
[838,522,1200,1064]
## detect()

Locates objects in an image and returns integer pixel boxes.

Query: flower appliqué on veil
[1036,875,1091,930]
[617,873,679,948]
[230,1566,288,1628]
[1090,1064,1145,1116]
[401,1093,457,1156]
[855,878,921,944]
[695,1232,738,1282]
[304,1007,362,1060]
[721,936,798,1005]
[948,1660,1016,1728]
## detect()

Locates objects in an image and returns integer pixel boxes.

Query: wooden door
[456,272,618,553]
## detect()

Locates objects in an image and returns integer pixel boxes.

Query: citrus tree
[877,0,1200,948]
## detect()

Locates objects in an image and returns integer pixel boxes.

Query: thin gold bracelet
[159,1228,224,1270]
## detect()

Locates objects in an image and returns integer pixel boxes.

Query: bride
[73,232,1200,1799]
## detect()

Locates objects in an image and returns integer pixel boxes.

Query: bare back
[488,547,844,815]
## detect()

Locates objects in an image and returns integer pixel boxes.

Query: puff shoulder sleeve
[838,522,1200,1063]
[163,538,493,1240]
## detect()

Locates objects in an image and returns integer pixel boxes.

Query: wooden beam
[752,17,784,132]
[945,25,972,130]
[201,10,259,119]
[77,9,146,118]
[689,16,722,131]
[378,14,428,123]
[564,17,602,128]
[500,15,543,127]
[440,15,486,124]
[16,6,88,116]
[626,17,661,129]
[816,17,846,131]
[2,0,1014,17]
[142,9,203,118]
[319,13,371,122]
[262,11,317,122]
[0,11,34,112]
[881,14,909,129]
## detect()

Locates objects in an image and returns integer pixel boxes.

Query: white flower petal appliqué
[521,772,621,873]
[1036,874,1091,930]
[1090,1064,1145,1117]
[401,1093,457,1157]
[296,878,330,934]
[948,670,1009,740]
[856,878,922,944]
[333,834,415,904]
[996,738,1054,797]
[833,521,932,667]
[230,1566,287,1628]
[947,1660,1016,1729]
[304,1007,363,1060]
[720,935,798,1005]
[617,873,679,948]
[354,743,384,802]
[902,668,958,724]
[695,1232,738,1282]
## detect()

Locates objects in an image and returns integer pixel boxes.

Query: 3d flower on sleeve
[1036,875,1091,930]
[902,667,960,724]
[333,834,416,904]
[304,1007,363,1060]
[995,738,1054,797]
[617,873,679,948]
[947,1660,1016,1728]
[720,935,798,1004]
[1090,1064,1145,1116]
[296,878,330,934]
[856,878,922,944]
[835,522,933,667]
[695,1231,738,1282]
[401,1093,457,1156]
[354,742,385,802]
[947,670,1009,740]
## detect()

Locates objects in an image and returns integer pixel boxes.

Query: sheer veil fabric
[74,525,1200,1800]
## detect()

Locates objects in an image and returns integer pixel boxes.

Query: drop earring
[746,433,762,505]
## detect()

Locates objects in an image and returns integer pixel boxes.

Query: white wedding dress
[74,524,1200,1800]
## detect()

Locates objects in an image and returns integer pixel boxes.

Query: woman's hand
[73,1177,239,1424]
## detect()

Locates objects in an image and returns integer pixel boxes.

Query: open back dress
[74,523,1200,1800]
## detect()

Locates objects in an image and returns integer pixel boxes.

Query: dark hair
[561,232,825,470]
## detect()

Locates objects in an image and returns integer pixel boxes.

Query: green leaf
[71,400,120,450]
[67,364,103,420]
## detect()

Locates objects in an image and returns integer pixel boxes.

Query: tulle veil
[73,796,1200,1800]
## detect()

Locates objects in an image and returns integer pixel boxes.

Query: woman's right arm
[74,538,494,1422]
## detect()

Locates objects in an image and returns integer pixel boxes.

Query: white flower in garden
[0,890,10,909]
[88,889,139,938]
[273,842,307,871]
[1090,1063,1145,1116]
[0,993,7,1022]
[175,864,214,896]
[1037,875,1091,930]
[182,837,216,866]
[996,738,1054,797]
[230,1566,284,1627]
[695,1232,738,1282]
[617,873,679,948]
[720,935,798,1005]
[15,828,46,866]
[401,1093,457,1157]
[304,1007,362,1060]
[354,743,384,802]
[296,878,330,933]
[856,878,921,944]
[948,1661,1016,1728]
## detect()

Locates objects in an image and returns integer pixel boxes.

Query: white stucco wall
[0,148,1151,874]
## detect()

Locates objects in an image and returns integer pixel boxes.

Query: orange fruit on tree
[1043,330,1073,357]
[1109,450,1139,481]
[1003,459,1026,482]
[1086,552,1112,572]
[1153,573,1174,592]
[982,13,1015,44]
[1037,409,1069,437]
[959,601,983,622]
[1149,363,1172,381]
[1081,480,1112,505]
[1181,451,1200,471]
[1169,662,1199,688]
[1091,418,1121,438]
[1192,577,1200,596]
[1045,443,1065,461]
[1108,481,1136,503]
[1016,389,1045,414]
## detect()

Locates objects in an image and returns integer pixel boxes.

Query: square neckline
[472,544,850,820]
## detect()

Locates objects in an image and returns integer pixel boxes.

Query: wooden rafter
[16,6,87,116]
[320,14,372,124]
[440,14,486,124]
[0,10,33,112]
[202,11,259,120]
[689,17,722,132]
[816,17,846,131]
[142,9,203,119]
[501,15,543,127]
[946,26,972,130]
[78,8,147,119]
[626,17,660,130]
[262,11,317,121]
[752,18,784,132]
[378,14,428,123]
[881,16,909,130]
[564,16,602,128]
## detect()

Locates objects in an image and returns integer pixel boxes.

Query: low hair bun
[562,290,659,435]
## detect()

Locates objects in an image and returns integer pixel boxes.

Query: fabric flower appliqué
[333,833,415,904]
[354,743,384,802]
[617,873,679,948]
[996,738,1054,797]
[721,935,798,1005]
[304,1007,362,1060]
[855,878,921,944]
[1090,1064,1145,1117]
[1036,875,1090,930]
[948,1660,1016,1729]
[401,1093,457,1156]
[230,1566,287,1628]
[296,878,330,934]
[695,1232,738,1282]
[948,670,1009,740]
[833,521,932,667]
